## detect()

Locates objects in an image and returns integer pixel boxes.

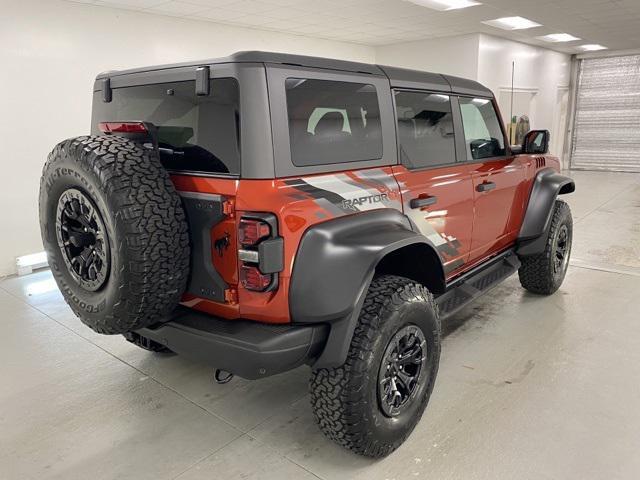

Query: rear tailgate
[91,74,242,312]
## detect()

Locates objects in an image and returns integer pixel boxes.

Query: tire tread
[310,275,438,458]
[40,135,190,334]
[518,199,572,295]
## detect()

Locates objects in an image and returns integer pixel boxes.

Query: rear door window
[459,97,506,161]
[285,78,382,167]
[92,78,240,175]
[395,90,456,169]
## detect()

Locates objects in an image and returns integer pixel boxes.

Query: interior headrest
[440,117,454,135]
[314,111,344,136]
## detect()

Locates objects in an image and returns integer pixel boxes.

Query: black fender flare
[289,208,445,368]
[517,168,575,256]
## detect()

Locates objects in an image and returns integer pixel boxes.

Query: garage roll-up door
[571,55,640,172]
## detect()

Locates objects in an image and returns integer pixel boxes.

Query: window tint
[285,78,382,167]
[395,91,456,169]
[459,97,506,161]
[92,78,240,174]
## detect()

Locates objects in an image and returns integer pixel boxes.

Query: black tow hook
[214,369,234,384]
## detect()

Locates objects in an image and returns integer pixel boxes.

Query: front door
[392,90,475,278]
[457,96,527,263]
[469,158,526,260]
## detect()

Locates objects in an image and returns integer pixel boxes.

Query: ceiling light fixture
[579,44,608,51]
[405,0,482,11]
[482,16,542,31]
[538,33,581,43]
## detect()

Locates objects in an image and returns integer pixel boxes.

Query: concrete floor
[1,170,639,480]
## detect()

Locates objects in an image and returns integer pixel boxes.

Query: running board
[436,250,521,319]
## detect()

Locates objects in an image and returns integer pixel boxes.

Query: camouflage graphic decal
[287,170,462,271]
[283,178,352,214]
[285,169,402,215]
[395,178,462,264]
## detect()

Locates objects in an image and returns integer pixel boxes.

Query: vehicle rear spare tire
[39,135,190,334]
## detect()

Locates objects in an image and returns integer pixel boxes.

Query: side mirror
[523,129,550,154]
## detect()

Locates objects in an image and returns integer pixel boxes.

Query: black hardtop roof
[96,50,493,98]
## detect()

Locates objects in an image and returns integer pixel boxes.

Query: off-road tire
[39,135,190,334]
[518,199,572,295]
[310,275,441,458]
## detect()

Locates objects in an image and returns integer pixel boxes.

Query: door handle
[410,195,438,209]
[476,181,496,193]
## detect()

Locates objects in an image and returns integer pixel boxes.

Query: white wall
[0,3,573,277]
[378,33,571,155]
[375,34,480,79]
[0,0,375,277]
[476,34,571,143]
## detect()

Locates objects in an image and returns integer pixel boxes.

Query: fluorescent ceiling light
[405,0,482,11]
[483,16,542,30]
[538,33,581,43]
[579,44,608,51]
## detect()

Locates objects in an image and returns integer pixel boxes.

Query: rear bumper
[137,308,329,380]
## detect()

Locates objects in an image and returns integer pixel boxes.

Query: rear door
[457,97,527,262]
[92,68,242,307]
[392,90,474,277]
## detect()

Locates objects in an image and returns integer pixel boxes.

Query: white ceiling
[66,0,640,53]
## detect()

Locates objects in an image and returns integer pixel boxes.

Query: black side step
[436,250,521,319]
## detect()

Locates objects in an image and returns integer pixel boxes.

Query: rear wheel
[310,275,441,458]
[519,199,573,295]
[39,135,190,334]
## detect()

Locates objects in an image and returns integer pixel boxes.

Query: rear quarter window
[92,78,240,175]
[285,78,382,167]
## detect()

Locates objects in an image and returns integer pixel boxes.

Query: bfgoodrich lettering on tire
[39,135,190,334]
[309,275,441,458]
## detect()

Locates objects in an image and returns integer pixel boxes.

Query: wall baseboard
[16,252,48,276]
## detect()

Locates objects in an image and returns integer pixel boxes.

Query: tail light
[99,121,147,134]
[240,265,273,291]
[238,218,271,246]
[237,214,283,292]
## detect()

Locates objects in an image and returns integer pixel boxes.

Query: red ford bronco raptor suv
[39,51,575,458]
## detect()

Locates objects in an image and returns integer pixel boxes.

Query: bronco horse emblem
[214,232,231,257]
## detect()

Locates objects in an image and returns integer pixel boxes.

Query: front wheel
[519,199,573,295]
[310,275,441,458]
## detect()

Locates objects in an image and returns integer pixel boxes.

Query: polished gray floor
[1,170,639,480]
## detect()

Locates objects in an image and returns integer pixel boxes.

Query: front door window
[459,97,506,161]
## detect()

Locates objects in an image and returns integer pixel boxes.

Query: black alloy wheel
[553,224,571,277]
[378,325,427,417]
[55,188,110,291]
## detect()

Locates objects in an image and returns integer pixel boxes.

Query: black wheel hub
[378,325,427,417]
[553,224,570,276]
[55,188,110,291]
